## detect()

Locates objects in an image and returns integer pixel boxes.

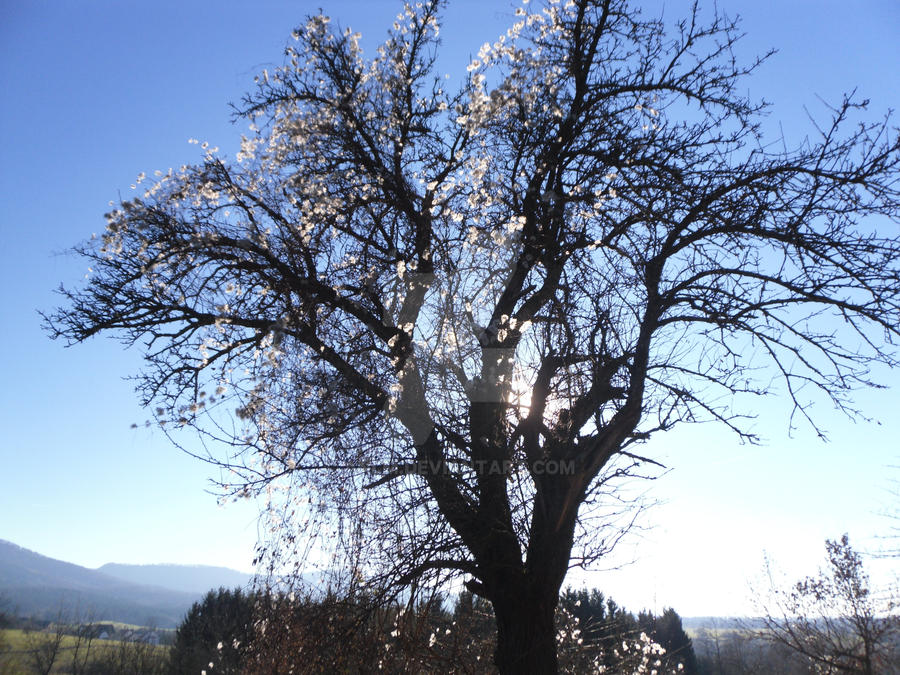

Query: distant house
[91,623,116,639]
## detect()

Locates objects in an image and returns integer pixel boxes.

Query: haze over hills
[98,562,252,595]
[0,539,251,627]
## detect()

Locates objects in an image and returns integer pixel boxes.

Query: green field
[0,628,170,674]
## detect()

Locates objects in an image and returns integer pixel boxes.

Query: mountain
[97,563,252,595]
[0,539,245,627]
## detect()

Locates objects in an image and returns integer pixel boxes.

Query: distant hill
[682,616,761,631]
[1,539,121,592]
[97,563,252,595]
[0,540,248,627]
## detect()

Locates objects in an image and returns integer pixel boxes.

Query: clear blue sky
[1,0,897,617]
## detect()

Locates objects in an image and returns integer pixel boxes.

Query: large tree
[46,0,900,671]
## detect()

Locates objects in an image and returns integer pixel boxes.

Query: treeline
[692,626,900,675]
[4,586,689,674]
[168,583,900,673]
[693,627,812,674]
[169,586,697,674]
[19,585,839,674]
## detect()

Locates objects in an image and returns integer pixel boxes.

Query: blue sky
[1,0,897,617]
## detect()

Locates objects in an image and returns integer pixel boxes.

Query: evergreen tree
[169,588,255,675]
[639,607,699,674]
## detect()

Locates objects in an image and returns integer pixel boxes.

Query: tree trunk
[493,586,559,674]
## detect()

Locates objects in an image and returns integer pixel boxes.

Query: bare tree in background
[758,535,900,674]
[46,0,900,670]
[92,634,169,675]
[23,610,66,675]
[69,608,97,675]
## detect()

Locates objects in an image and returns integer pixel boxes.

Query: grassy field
[0,628,170,674]
[2,629,72,674]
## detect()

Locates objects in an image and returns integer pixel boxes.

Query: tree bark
[492,584,560,674]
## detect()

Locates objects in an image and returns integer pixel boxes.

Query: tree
[639,607,698,674]
[46,0,900,671]
[23,609,66,675]
[693,625,804,675]
[560,588,637,670]
[69,608,98,675]
[91,630,170,675]
[246,589,451,673]
[169,588,255,675]
[447,589,497,671]
[559,589,697,672]
[757,535,900,674]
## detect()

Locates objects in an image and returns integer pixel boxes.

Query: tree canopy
[47,0,900,671]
